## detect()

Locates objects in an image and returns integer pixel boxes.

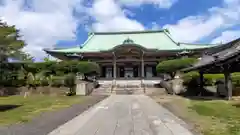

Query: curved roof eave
[43,29,220,54]
[162,30,179,45]
[79,33,95,49]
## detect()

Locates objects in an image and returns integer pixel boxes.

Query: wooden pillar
[199,71,204,96]
[138,63,141,78]
[113,52,116,79]
[199,71,204,88]
[141,53,145,78]
[224,72,232,100]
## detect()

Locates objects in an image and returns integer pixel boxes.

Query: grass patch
[190,100,240,135]
[0,95,86,126]
[152,95,240,135]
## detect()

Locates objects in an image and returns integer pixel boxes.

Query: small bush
[0,61,100,87]
[64,74,76,87]
[183,72,217,86]
[12,79,26,87]
[51,76,64,88]
[182,72,199,84]
[182,72,240,87]
[64,73,76,95]
[26,72,41,88]
[40,77,49,86]
[232,75,240,87]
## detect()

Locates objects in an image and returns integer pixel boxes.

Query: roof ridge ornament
[88,32,93,36]
[123,37,134,44]
[164,29,170,34]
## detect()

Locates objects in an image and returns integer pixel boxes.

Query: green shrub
[64,73,76,95]
[232,74,240,87]
[51,76,64,87]
[40,77,49,86]
[12,79,26,87]
[157,58,197,78]
[0,61,100,88]
[26,72,38,88]
[182,72,240,87]
[182,72,221,86]
[0,79,12,87]
[64,73,76,87]
[0,74,26,87]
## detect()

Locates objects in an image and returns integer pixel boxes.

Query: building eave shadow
[179,87,225,101]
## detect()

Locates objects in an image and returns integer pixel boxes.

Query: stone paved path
[48,95,194,135]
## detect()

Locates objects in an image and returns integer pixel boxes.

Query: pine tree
[0,20,26,62]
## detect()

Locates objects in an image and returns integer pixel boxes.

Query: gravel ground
[0,95,107,135]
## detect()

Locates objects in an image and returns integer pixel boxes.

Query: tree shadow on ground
[179,87,225,101]
[0,105,22,112]
[232,103,240,108]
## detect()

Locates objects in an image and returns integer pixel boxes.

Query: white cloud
[164,15,224,42]
[0,0,84,60]
[150,22,161,30]
[89,0,145,32]
[0,0,177,60]
[163,0,240,43]
[1,0,239,61]
[211,30,240,44]
[92,17,144,32]
[118,0,177,8]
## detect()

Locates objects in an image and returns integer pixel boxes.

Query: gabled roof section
[182,38,240,72]
[178,43,218,50]
[44,29,219,53]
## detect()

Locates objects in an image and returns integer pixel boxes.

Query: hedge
[0,60,100,87]
[182,72,240,87]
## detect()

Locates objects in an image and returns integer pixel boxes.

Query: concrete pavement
[48,95,194,135]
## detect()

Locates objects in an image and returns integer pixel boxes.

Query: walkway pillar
[141,53,145,78]
[199,71,204,96]
[224,72,232,100]
[113,52,116,79]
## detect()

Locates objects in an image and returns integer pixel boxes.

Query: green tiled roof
[45,30,219,53]
[178,43,215,50]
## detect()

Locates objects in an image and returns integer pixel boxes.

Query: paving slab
[48,95,194,135]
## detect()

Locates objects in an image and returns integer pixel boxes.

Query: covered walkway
[183,38,240,100]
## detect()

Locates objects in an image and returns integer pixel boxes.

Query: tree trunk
[169,72,176,79]
[24,86,31,98]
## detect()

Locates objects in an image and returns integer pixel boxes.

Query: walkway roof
[182,38,240,73]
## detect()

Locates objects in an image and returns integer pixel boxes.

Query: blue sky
[0,0,240,60]
[57,0,224,48]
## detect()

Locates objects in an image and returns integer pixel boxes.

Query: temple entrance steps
[91,86,112,95]
[91,80,113,95]
[113,80,142,87]
[91,79,162,95]
[92,86,145,95]
[112,87,145,95]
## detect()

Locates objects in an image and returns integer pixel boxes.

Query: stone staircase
[91,79,162,95]
[113,80,145,95]
[91,80,146,95]
[91,81,113,95]
[113,87,145,95]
